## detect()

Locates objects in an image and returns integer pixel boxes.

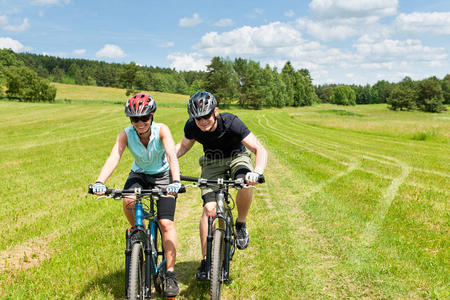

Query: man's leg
[235,187,254,222]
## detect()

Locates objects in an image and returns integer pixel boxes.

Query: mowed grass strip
[0,100,449,299]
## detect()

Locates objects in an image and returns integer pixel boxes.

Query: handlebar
[180,174,265,189]
[88,184,186,197]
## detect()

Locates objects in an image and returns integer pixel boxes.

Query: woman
[92,93,181,297]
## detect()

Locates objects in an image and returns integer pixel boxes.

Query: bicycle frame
[206,188,234,282]
[125,194,166,299]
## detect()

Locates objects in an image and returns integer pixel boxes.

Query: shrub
[5,66,56,102]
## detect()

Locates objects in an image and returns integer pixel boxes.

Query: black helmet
[125,93,157,117]
[187,91,217,119]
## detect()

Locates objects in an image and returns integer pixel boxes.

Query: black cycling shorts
[123,170,176,221]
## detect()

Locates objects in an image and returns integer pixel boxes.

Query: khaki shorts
[199,151,253,198]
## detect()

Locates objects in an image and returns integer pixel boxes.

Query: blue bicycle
[89,185,184,299]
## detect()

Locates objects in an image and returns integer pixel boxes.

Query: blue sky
[1,0,449,85]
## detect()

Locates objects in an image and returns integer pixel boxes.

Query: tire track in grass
[252,150,365,298]
[257,115,352,167]
[263,113,417,266]
[354,156,411,250]
[270,114,449,180]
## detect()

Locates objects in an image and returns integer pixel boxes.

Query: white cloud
[214,18,234,27]
[197,22,304,57]
[179,13,202,27]
[285,10,295,17]
[0,37,31,52]
[309,0,398,20]
[73,49,86,56]
[32,0,70,6]
[395,12,450,35]
[354,38,447,62]
[95,44,126,59]
[296,18,358,41]
[0,15,30,32]
[167,52,209,71]
[158,41,174,48]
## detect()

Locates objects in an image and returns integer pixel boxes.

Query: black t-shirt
[184,113,251,159]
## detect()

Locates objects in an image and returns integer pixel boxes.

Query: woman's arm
[96,130,128,184]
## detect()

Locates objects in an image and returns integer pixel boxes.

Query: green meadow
[0,85,448,299]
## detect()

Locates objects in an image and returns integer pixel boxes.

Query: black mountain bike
[180,174,264,299]
[89,185,185,299]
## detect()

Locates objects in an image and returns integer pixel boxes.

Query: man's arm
[175,136,196,158]
[242,132,267,175]
[160,124,181,182]
[96,130,128,184]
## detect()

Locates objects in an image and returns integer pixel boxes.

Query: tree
[441,74,450,105]
[372,80,393,103]
[239,61,265,108]
[271,68,288,107]
[330,85,356,105]
[416,77,445,112]
[204,57,238,107]
[120,62,139,90]
[5,66,56,102]
[281,61,295,106]
[387,84,416,111]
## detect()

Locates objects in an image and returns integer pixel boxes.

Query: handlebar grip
[258,174,265,184]
[180,175,198,182]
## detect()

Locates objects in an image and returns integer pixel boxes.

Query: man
[175,91,267,280]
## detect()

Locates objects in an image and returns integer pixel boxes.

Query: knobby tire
[129,242,145,300]
[153,222,166,295]
[210,229,224,300]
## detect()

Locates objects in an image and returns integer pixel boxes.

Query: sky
[1,0,449,85]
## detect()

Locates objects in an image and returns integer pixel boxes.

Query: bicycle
[88,184,185,300]
[180,174,264,300]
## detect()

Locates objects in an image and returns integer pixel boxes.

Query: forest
[0,49,448,112]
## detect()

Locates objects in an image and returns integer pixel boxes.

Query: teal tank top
[125,123,169,174]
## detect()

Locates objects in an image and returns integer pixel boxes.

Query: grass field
[0,89,449,299]
[53,82,189,104]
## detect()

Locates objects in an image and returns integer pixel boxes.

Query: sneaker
[235,221,249,250]
[196,259,208,281]
[165,271,179,297]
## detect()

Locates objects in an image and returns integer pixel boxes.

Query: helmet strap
[208,114,217,132]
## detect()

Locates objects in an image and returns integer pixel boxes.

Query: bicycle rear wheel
[153,221,166,294]
[128,242,145,300]
[210,229,224,300]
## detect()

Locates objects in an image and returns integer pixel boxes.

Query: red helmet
[125,93,157,117]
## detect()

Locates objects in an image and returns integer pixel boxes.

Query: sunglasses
[130,115,151,123]
[194,112,213,121]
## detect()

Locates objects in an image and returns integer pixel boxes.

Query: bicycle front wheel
[153,221,166,294]
[128,242,145,300]
[210,229,224,300]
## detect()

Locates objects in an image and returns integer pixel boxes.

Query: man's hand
[92,181,107,195]
[245,172,260,185]
[167,181,182,195]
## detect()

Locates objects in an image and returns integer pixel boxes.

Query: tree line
[316,76,449,112]
[1,48,448,112]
